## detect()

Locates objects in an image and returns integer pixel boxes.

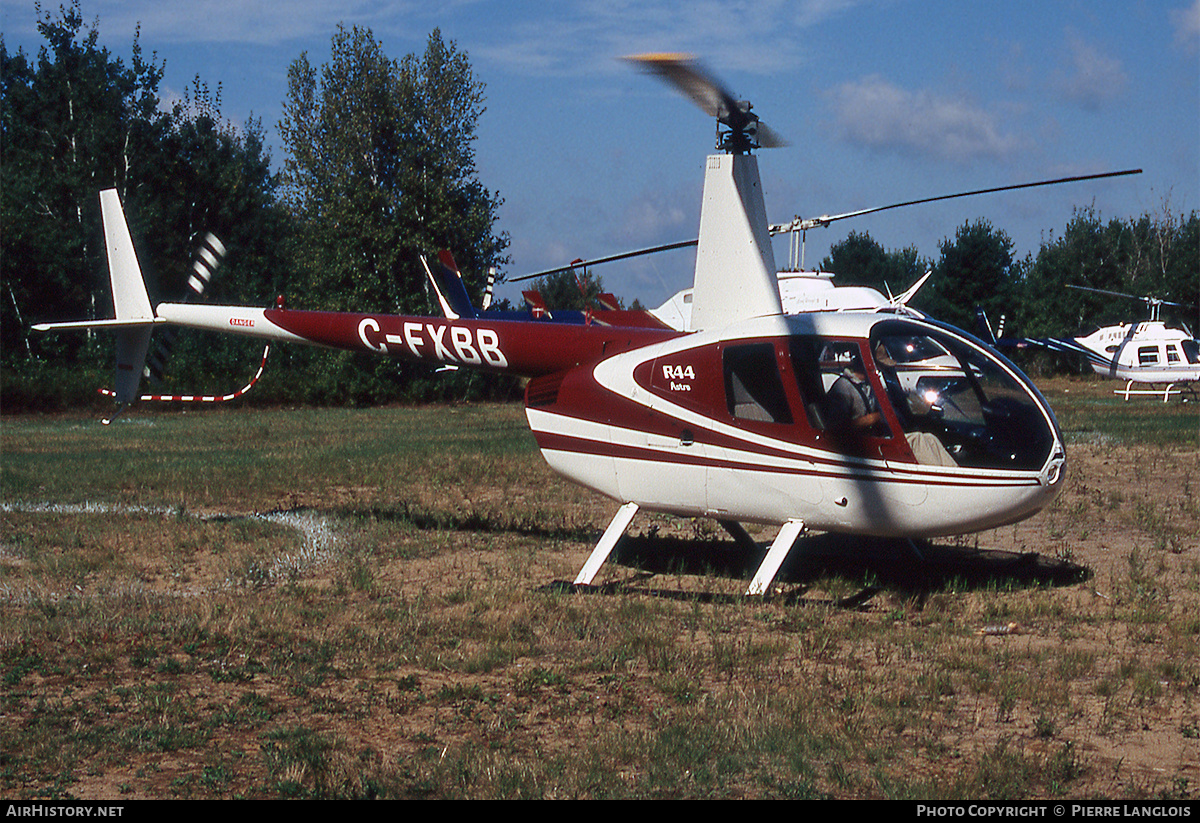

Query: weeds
[1,387,1197,798]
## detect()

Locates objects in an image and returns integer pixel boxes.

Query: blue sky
[3,0,1197,309]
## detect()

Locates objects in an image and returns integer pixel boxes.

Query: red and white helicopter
[36,54,1086,596]
[987,285,1199,403]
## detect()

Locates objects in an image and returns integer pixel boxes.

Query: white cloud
[469,0,872,77]
[829,75,1024,163]
[1057,32,1129,111]
[0,0,436,46]
[2,0,870,75]
[614,188,691,246]
[1170,0,1200,52]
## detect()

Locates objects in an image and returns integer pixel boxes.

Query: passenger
[874,341,933,419]
[827,352,886,434]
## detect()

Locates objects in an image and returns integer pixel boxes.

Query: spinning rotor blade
[625,53,786,149]
[145,232,227,383]
[626,53,729,121]
[751,120,788,150]
[512,169,1143,282]
[770,169,1143,235]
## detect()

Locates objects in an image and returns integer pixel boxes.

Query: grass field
[1,376,1197,799]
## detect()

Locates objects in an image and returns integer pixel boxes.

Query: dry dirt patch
[2,392,1197,799]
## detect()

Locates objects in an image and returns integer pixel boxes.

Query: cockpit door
[787,335,928,509]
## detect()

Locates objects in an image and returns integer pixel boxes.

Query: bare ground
[2,381,1197,799]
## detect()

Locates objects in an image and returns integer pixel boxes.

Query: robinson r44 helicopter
[38,54,1102,596]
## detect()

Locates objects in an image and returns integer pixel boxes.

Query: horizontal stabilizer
[33,317,161,332]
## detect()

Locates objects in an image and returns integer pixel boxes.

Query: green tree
[278,25,509,402]
[1,2,289,408]
[1119,206,1199,320]
[1,1,167,368]
[137,82,290,399]
[819,230,926,297]
[1163,212,1199,316]
[1017,205,1199,341]
[527,268,610,311]
[915,219,1018,333]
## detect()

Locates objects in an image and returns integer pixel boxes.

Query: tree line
[2,3,1196,411]
[2,3,510,409]
[822,205,1197,374]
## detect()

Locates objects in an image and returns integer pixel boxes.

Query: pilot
[827,351,886,434]
[873,339,957,467]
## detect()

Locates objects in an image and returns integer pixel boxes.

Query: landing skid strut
[745,519,806,596]
[573,502,639,586]
[572,504,807,597]
[1115,380,1196,403]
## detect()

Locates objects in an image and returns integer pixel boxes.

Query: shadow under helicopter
[545,530,1091,608]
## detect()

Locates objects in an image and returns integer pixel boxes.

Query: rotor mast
[627,54,785,331]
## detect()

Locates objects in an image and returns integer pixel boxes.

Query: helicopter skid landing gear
[1115,380,1193,403]
[573,507,808,596]
[573,502,640,587]
[746,519,806,596]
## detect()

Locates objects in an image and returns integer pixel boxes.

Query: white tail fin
[100,189,155,406]
[890,270,932,308]
[32,190,159,407]
[100,189,154,322]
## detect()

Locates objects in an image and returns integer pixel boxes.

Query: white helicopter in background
[990,285,1199,402]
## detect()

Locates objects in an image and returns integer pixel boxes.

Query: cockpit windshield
[1182,339,1200,365]
[869,320,1057,470]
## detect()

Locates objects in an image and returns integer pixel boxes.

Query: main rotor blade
[754,119,789,149]
[625,51,777,142]
[509,239,699,283]
[625,53,737,123]
[772,168,1143,234]
[1067,284,1186,308]
[514,169,1144,281]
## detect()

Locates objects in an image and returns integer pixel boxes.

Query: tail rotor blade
[147,233,227,384]
[187,233,226,298]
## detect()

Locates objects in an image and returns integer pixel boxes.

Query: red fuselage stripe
[531,429,1040,489]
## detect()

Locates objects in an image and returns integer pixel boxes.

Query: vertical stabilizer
[100,189,154,322]
[99,189,155,406]
[689,154,782,331]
